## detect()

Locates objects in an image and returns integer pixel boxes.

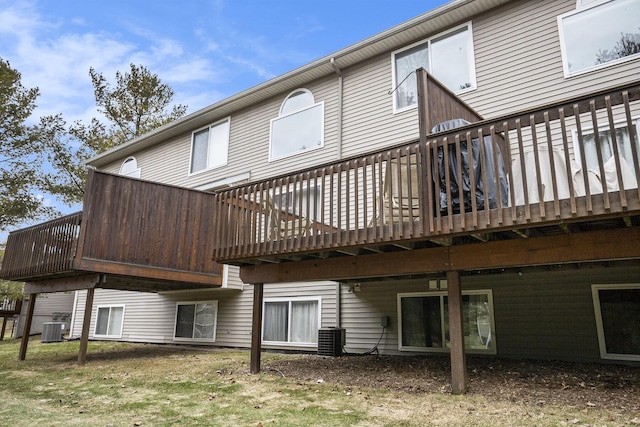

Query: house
[1,0,639,394]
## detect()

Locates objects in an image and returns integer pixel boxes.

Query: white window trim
[391,22,476,114]
[188,117,231,176]
[571,116,640,168]
[173,300,218,343]
[592,283,640,362]
[93,305,125,339]
[591,283,640,361]
[558,0,640,78]
[119,156,141,178]
[397,289,496,355]
[262,296,322,347]
[269,88,325,162]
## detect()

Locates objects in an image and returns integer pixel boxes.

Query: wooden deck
[0,172,223,292]
[213,73,640,269]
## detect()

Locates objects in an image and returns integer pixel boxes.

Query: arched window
[269,89,324,161]
[119,157,141,178]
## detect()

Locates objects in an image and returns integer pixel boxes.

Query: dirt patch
[264,354,640,412]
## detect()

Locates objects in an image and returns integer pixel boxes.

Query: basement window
[592,284,640,361]
[262,297,320,346]
[174,301,218,341]
[94,305,125,338]
[397,290,495,354]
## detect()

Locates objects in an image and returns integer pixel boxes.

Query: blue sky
[0,0,448,241]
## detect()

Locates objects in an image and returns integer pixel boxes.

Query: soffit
[89,0,511,167]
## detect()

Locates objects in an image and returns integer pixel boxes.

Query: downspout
[331,57,343,160]
[331,57,343,330]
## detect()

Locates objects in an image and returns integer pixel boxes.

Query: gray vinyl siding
[76,0,640,360]
[17,292,74,337]
[69,282,337,350]
[339,263,640,362]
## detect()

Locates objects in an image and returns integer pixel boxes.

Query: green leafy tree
[0,58,54,231]
[44,63,188,204]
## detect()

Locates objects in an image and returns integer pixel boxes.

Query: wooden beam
[240,246,449,283]
[24,273,102,294]
[78,287,96,364]
[77,258,223,286]
[239,227,640,283]
[448,227,640,271]
[250,283,264,374]
[18,293,37,361]
[447,271,467,394]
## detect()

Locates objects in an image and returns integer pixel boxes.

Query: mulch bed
[264,354,640,412]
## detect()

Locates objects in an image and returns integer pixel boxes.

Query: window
[574,118,640,172]
[94,305,125,338]
[592,284,640,361]
[392,23,475,111]
[262,297,320,345]
[397,290,495,353]
[174,301,218,341]
[119,157,141,178]
[270,89,324,161]
[558,0,640,77]
[189,118,230,174]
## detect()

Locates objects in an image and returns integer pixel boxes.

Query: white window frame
[572,116,640,171]
[592,284,640,361]
[262,296,321,347]
[391,22,476,113]
[119,157,141,178]
[558,0,640,78]
[173,301,218,342]
[188,117,231,175]
[94,305,125,339]
[269,89,325,162]
[397,290,496,354]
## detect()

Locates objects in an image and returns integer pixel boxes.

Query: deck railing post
[18,293,37,361]
[250,283,264,374]
[447,270,467,394]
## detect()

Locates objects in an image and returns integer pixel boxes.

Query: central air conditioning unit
[41,322,65,343]
[317,327,344,357]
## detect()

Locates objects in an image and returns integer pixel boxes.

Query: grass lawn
[0,337,637,426]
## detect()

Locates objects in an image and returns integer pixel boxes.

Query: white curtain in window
[394,43,429,109]
[290,301,318,343]
[194,303,216,339]
[191,129,209,172]
[107,306,124,336]
[264,302,288,342]
[207,120,230,169]
[96,307,109,335]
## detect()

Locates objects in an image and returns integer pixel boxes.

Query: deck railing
[213,80,640,264]
[0,212,82,280]
[0,297,23,315]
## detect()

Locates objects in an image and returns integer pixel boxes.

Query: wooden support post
[447,270,467,394]
[18,293,37,361]
[1,317,7,341]
[78,287,95,364]
[250,283,264,374]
